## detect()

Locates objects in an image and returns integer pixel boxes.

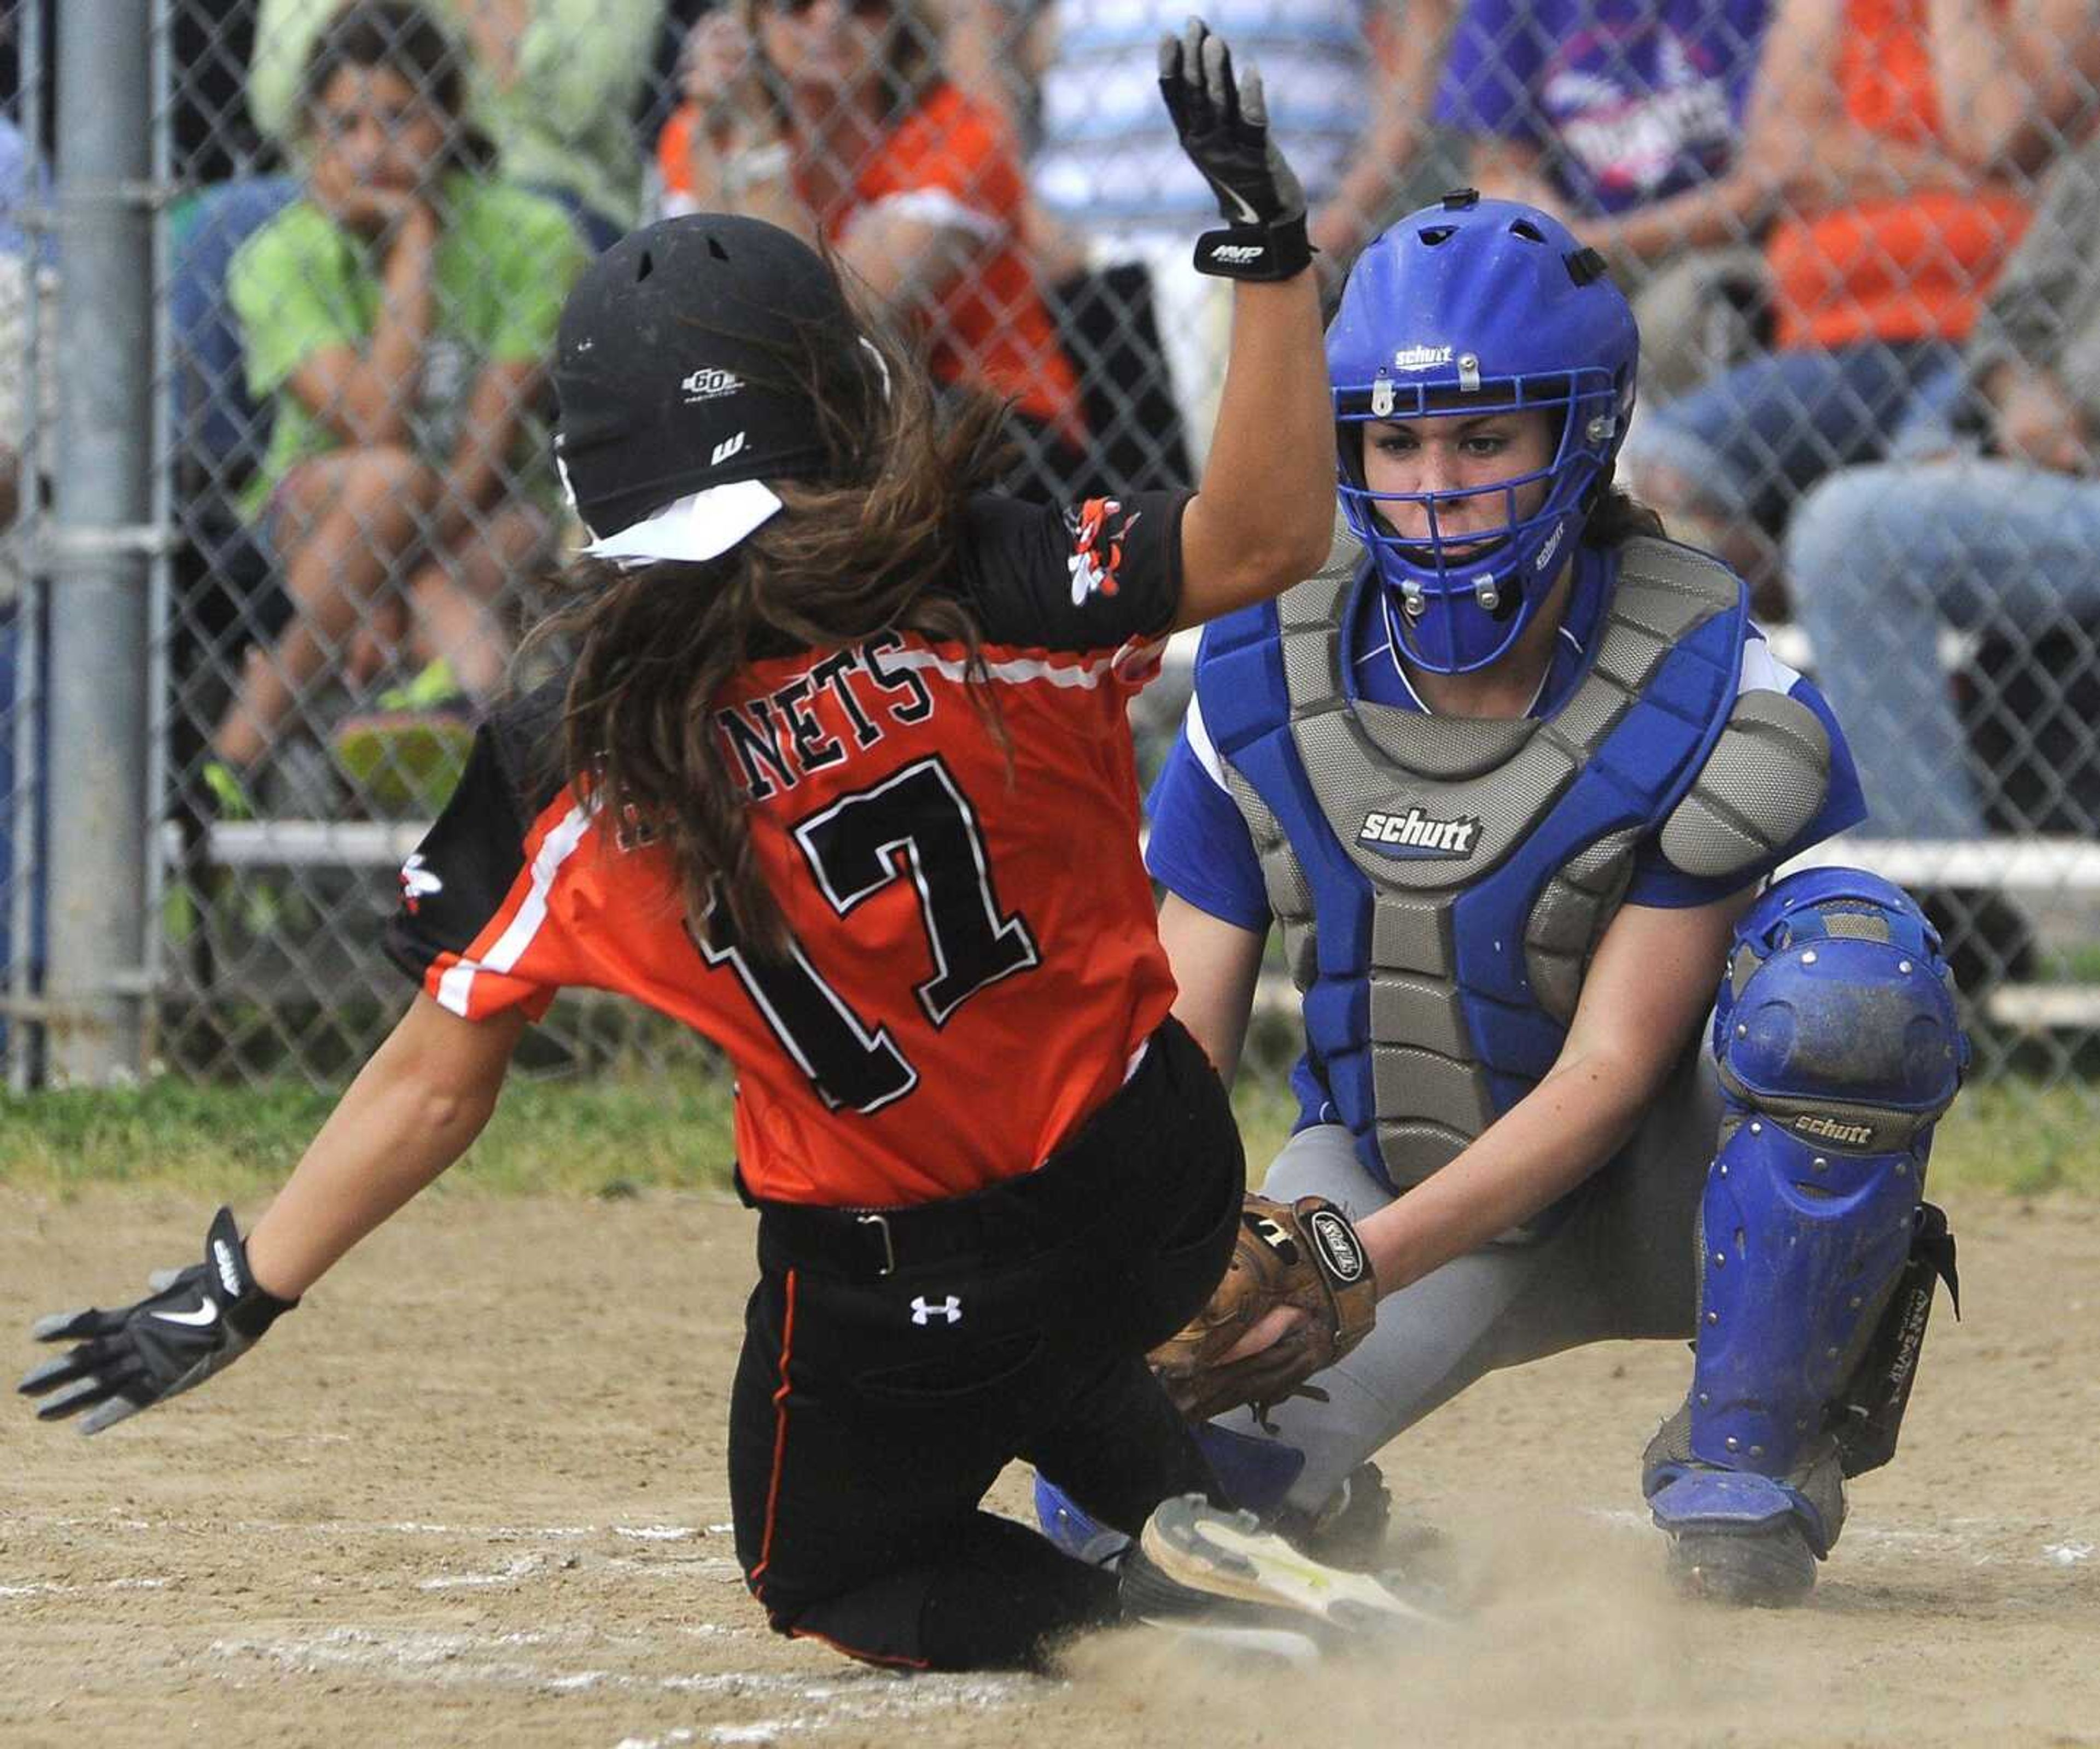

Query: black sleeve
[382,685,568,990]
[954,489,1191,650]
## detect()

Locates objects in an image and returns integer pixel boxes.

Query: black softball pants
[726,1016,1244,1672]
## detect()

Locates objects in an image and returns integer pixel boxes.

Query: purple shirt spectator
[1433,0,1772,217]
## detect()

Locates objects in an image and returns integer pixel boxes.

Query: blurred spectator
[1786,135,2100,990]
[249,0,662,250]
[0,104,44,1046]
[657,0,1087,484]
[1432,0,1777,400]
[1016,0,1456,468]
[209,1,588,813]
[0,106,55,619]
[0,110,36,540]
[1620,0,2098,610]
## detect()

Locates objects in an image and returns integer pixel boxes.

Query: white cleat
[1119,1494,1449,1660]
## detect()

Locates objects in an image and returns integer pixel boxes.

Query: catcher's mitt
[1151,1194,1376,1423]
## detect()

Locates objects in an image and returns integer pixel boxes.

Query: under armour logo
[909,1295,961,1326]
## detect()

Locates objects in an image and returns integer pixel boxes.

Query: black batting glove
[1159,15,1311,281]
[18,1206,297,1434]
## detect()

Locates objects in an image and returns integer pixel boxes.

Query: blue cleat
[1038,1422,1369,1567]
[1033,1471,1134,1566]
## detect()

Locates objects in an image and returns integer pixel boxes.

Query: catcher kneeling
[1042,190,1968,1608]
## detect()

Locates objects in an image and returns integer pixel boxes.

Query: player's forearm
[1355,1044,1655,1293]
[1174,271,1333,625]
[1158,894,1267,1088]
[243,1005,522,1299]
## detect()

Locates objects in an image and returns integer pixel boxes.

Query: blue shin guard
[1646,870,1966,1574]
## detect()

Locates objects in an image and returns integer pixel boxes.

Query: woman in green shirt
[248,0,662,250]
[213,1,588,803]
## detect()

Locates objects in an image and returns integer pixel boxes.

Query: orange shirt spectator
[659,48,1081,442]
[1768,0,2032,350]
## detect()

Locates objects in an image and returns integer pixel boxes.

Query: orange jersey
[388,493,1187,1208]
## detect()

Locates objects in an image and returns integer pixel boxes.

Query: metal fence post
[43,5,157,1083]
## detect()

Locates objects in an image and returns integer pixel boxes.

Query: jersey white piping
[1739,628,1802,696]
[436,800,594,1017]
[880,644,1125,690]
[1185,691,1227,787]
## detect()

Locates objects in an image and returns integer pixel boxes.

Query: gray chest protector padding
[1217,529,1830,1181]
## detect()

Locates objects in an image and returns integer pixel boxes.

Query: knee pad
[1649,870,1967,1547]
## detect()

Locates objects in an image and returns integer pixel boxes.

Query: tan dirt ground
[1,1184,2095,1749]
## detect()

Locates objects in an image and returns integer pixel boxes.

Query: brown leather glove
[1150,1193,1376,1423]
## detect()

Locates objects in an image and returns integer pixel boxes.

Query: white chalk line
[418,1555,550,1591]
[0,1576,169,1599]
[208,1626,1023,1731]
[414,1553,744,1592]
[33,1512,724,1543]
[12,1514,747,1601]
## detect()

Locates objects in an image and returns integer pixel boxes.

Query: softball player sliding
[22,22,1427,1670]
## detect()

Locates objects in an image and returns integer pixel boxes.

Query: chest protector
[1197,523,1795,1194]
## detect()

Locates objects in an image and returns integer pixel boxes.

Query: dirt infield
[3,1184,2095,1748]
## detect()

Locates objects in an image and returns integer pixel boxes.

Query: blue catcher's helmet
[1328,190,1640,674]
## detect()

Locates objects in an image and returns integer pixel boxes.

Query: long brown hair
[1583,474,1666,545]
[524,308,1014,957]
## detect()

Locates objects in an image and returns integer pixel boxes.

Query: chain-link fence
[3,0,2099,1092]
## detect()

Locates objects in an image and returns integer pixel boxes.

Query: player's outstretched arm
[241,995,527,1299]
[18,995,524,1433]
[1163,17,1335,631]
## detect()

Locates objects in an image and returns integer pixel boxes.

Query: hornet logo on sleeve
[399,853,444,913]
[1065,497,1141,605]
[1356,805,1482,860]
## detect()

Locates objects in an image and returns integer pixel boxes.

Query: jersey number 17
[694,756,1041,1113]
